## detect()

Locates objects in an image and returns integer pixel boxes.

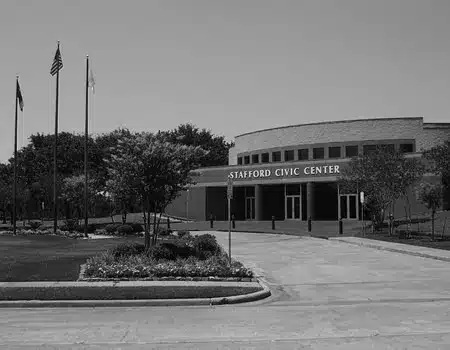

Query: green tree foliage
[159,123,233,167]
[338,146,425,229]
[416,182,443,239]
[60,175,101,224]
[0,163,13,223]
[106,132,206,250]
[423,141,450,187]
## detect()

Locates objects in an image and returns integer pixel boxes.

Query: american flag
[50,47,63,76]
[16,80,24,111]
[88,68,95,94]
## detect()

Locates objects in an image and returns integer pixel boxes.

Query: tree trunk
[143,201,150,251]
[121,210,127,224]
[152,201,158,246]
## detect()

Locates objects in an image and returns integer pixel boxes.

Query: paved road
[2,231,450,349]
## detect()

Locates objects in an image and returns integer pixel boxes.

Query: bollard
[232,214,235,229]
[167,216,170,230]
[272,216,275,230]
[210,213,214,229]
[308,216,312,232]
[339,218,343,235]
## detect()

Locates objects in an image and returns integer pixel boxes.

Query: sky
[1,0,450,163]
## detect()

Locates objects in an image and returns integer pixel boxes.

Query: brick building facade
[166,117,450,222]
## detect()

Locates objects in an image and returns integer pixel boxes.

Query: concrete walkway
[330,236,450,262]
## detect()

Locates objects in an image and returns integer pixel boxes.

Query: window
[245,186,255,197]
[298,149,309,160]
[284,150,294,161]
[237,157,243,165]
[286,184,300,195]
[380,144,395,153]
[313,147,324,159]
[399,143,414,153]
[345,145,358,157]
[363,145,377,155]
[328,146,341,158]
[261,153,269,163]
[272,151,281,162]
[244,155,250,165]
[252,154,259,163]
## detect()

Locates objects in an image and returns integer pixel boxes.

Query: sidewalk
[170,220,362,238]
[329,236,450,262]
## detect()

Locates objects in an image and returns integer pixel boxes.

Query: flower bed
[83,233,254,280]
[0,227,86,239]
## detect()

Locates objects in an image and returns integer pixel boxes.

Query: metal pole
[53,43,60,235]
[13,76,18,235]
[84,55,89,238]
[228,197,232,265]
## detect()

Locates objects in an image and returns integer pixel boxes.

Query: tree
[423,141,450,209]
[338,146,425,231]
[60,175,100,235]
[416,182,443,239]
[106,132,206,250]
[0,164,13,223]
[159,123,233,167]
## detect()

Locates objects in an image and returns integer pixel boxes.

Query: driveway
[212,231,450,305]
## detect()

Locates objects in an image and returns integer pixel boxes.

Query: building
[166,117,450,221]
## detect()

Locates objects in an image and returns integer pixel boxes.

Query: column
[255,184,263,221]
[306,182,315,220]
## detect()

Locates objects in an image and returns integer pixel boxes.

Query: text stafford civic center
[228,165,340,179]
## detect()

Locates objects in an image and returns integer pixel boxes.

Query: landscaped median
[0,231,271,307]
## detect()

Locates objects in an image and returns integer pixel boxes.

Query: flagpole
[84,55,89,237]
[13,76,19,235]
[53,41,60,235]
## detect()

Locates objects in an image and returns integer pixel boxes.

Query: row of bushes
[111,233,220,261]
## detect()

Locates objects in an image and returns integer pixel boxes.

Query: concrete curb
[0,278,271,308]
[329,237,450,263]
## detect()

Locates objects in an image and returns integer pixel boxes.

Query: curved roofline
[235,116,424,139]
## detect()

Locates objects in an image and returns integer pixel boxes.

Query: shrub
[110,243,145,259]
[148,244,177,261]
[59,224,69,231]
[193,234,221,260]
[28,220,42,230]
[76,224,96,234]
[155,227,172,236]
[148,241,196,261]
[117,224,134,235]
[63,219,79,232]
[177,230,191,239]
[105,223,121,233]
[130,223,143,233]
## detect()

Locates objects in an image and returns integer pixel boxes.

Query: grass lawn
[0,235,142,282]
[356,211,450,251]
[358,231,450,251]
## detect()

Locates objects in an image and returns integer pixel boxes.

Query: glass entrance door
[286,195,301,220]
[245,197,255,220]
[340,194,358,219]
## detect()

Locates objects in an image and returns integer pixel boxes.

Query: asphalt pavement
[2,231,450,349]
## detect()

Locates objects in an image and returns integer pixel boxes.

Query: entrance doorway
[285,184,302,220]
[340,194,358,220]
[286,195,301,219]
[245,197,255,220]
